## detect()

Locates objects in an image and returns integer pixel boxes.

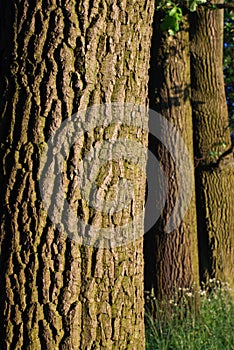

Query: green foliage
[145,280,234,349]
[209,150,222,159]
[160,5,183,36]
[157,0,207,35]
[209,142,227,159]
[189,0,207,12]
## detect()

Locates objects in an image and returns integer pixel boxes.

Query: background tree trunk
[0,1,155,349]
[145,14,199,308]
[190,2,234,290]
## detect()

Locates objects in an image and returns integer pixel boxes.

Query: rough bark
[145,14,199,308]
[0,1,155,349]
[190,2,234,290]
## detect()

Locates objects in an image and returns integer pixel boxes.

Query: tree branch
[207,2,234,9]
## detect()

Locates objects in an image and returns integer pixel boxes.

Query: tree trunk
[145,14,199,308]
[190,2,234,290]
[0,1,155,349]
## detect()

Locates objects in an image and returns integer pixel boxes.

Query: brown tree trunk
[0,1,155,349]
[145,14,199,308]
[190,2,234,290]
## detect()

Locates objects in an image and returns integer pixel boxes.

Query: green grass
[145,280,234,350]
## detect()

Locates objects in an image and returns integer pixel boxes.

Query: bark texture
[0,1,155,349]
[190,2,234,290]
[145,14,199,307]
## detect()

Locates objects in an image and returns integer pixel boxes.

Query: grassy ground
[145,280,234,350]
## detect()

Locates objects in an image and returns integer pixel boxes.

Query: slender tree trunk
[190,2,234,290]
[0,1,155,349]
[145,14,199,308]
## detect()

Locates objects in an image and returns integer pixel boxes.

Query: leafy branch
[157,0,208,35]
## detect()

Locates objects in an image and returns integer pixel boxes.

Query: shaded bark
[190,2,234,290]
[145,13,199,307]
[0,1,155,349]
